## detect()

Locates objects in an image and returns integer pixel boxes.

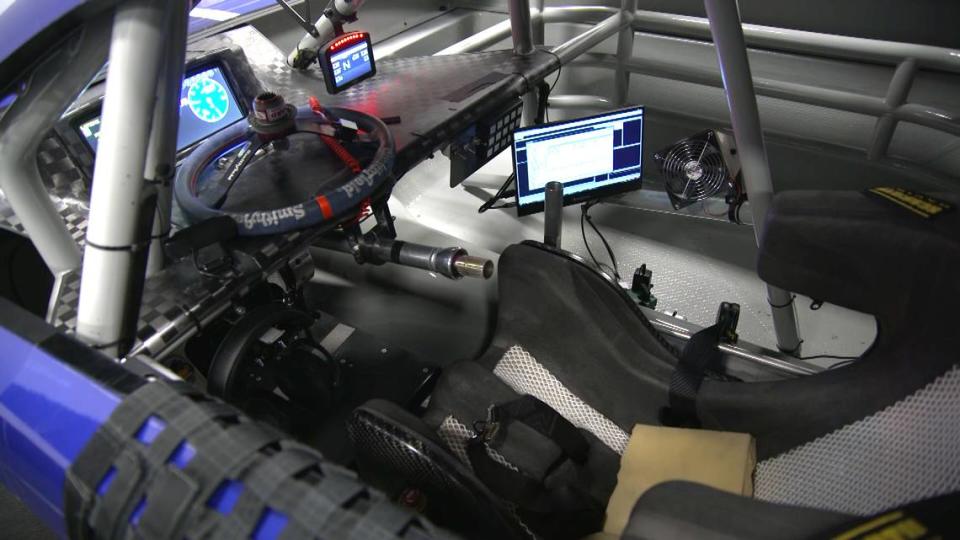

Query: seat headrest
[757,190,960,327]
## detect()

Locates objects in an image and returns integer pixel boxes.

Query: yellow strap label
[833,511,933,540]
[868,187,954,219]
[834,512,905,540]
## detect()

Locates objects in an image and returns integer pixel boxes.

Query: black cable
[543,49,563,94]
[541,49,563,123]
[480,51,561,214]
[825,359,858,370]
[478,173,518,213]
[580,211,616,277]
[800,353,862,362]
[581,202,621,281]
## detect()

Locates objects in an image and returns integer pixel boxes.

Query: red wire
[311,96,369,226]
[351,198,373,225]
[320,134,362,173]
[310,95,362,173]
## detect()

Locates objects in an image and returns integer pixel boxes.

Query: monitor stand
[544,181,563,248]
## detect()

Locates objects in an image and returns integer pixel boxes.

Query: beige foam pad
[603,424,756,536]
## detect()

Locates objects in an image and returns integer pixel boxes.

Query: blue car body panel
[0,325,124,536]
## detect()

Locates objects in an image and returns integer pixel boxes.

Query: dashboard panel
[76,64,246,155]
[51,46,265,188]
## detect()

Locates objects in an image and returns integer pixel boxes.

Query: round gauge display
[187,77,230,123]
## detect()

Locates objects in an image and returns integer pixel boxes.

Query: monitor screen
[513,107,644,216]
[78,64,245,154]
[331,41,373,88]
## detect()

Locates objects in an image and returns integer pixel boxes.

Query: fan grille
[661,140,729,203]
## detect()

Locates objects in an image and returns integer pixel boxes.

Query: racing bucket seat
[347,189,960,538]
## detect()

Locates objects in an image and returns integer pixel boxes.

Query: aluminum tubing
[145,0,190,276]
[316,237,494,279]
[548,94,613,111]
[551,11,630,65]
[435,19,512,55]
[509,0,535,55]
[436,7,618,56]
[631,9,960,74]
[532,0,546,45]
[367,240,466,280]
[704,0,801,353]
[78,0,170,352]
[615,0,638,106]
[543,181,564,248]
[0,17,111,274]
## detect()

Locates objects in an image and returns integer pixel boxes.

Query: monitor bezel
[512,106,645,216]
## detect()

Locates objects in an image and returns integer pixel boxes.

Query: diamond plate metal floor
[389,150,876,367]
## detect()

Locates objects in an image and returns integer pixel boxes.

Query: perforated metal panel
[493,345,630,454]
[755,365,960,515]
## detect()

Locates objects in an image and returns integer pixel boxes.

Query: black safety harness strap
[664,324,723,427]
[486,394,589,465]
[466,395,603,538]
[465,441,545,509]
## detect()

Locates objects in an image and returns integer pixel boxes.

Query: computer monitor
[512,107,644,216]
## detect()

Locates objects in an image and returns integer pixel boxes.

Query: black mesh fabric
[64,380,454,540]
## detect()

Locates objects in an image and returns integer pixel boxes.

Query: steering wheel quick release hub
[249,91,297,138]
[175,93,395,236]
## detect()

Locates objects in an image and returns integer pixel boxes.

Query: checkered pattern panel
[0,135,90,242]
[37,135,89,193]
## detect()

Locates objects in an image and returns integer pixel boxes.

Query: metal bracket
[630,264,658,309]
[715,301,740,345]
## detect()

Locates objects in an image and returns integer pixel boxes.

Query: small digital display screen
[330,40,373,89]
[319,32,376,94]
[78,65,244,154]
[513,107,644,215]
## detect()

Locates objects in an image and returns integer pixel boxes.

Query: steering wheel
[175,99,395,236]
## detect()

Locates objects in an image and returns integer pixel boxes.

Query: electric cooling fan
[654,130,742,211]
